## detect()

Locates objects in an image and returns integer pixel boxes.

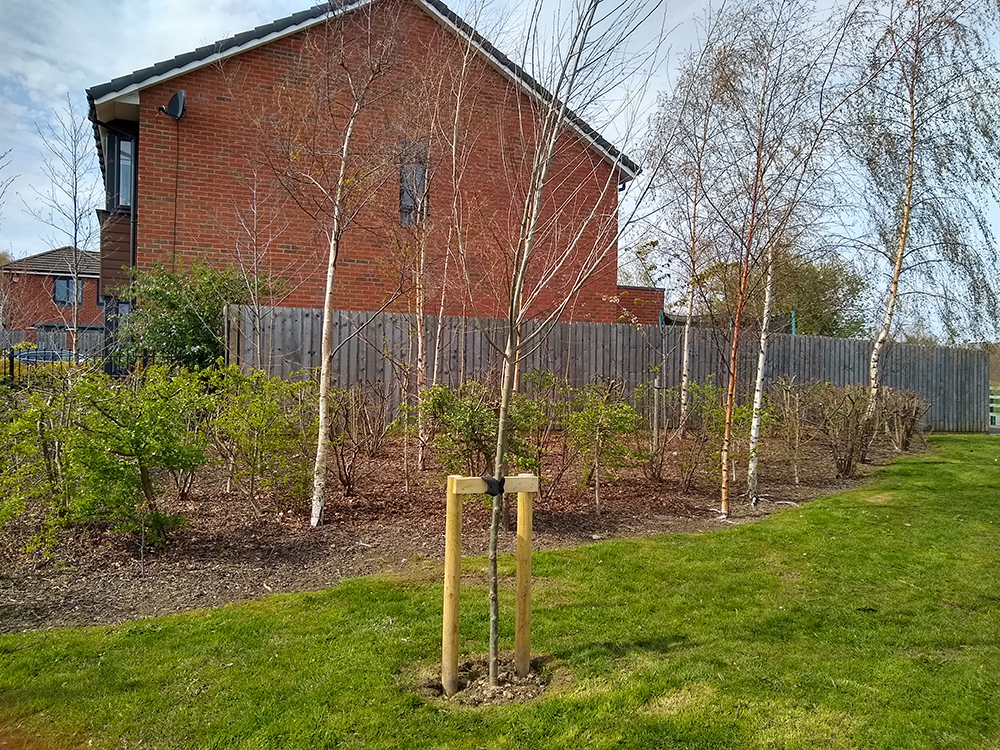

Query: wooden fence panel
[0,330,26,349]
[226,306,989,433]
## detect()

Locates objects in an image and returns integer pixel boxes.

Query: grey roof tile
[1,247,100,277]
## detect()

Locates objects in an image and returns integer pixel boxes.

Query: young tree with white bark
[646,16,731,433]
[662,0,838,512]
[844,0,1000,423]
[651,0,879,510]
[232,5,405,527]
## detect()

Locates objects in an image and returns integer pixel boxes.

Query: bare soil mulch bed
[0,441,879,637]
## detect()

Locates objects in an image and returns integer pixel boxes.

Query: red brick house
[87,0,663,327]
[0,247,105,354]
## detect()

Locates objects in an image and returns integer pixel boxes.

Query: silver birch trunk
[865,82,916,425]
[746,242,775,503]
[679,158,703,430]
[679,284,695,428]
[431,248,449,387]
[310,105,360,528]
[310,226,342,527]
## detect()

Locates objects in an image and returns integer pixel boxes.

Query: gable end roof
[86,0,638,179]
[1,247,100,277]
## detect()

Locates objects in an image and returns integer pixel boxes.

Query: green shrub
[208,366,316,508]
[418,381,536,477]
[0,365,212,550]
[68,366,211,545]
[120,263,277,370]
[0,366,80,525]
[521,370,577,497]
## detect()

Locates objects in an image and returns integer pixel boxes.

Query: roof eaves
[87,1,368,104]
[85,0,637,179]
[418,0,639,179]
[2,248,101,277]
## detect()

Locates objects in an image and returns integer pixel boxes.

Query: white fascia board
[8,270,100,278]
[92,0,376,107]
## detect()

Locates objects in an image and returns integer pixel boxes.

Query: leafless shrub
[880,388,930,453]
[813,383,874,479]
[770,377,821,486]
[328,381,395,495]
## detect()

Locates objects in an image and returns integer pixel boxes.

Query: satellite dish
[160,90,186,120]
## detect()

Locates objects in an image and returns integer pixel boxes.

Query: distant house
[86,0,663,327]
[0,247,104,354]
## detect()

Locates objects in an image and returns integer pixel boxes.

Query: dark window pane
[54,277,83,306]
[400,141,428,226]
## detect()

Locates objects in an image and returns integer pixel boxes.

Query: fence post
[224,305,242,368]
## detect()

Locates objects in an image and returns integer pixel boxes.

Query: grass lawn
[2,434,1000,749]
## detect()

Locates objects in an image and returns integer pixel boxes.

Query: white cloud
[0,0,699,258]
[0,0,306,257]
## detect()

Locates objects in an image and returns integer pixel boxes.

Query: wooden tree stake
[515,483,533,678]
[442,475,462,697]
[441,473,538,694]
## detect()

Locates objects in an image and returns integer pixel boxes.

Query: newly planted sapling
[567,381,639,516]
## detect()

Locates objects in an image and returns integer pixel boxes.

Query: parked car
[13,349,75,365]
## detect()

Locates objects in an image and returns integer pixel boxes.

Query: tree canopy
[695,252,868,339]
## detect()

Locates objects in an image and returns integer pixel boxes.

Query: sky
[0,0,701,261]
[0,0,321,259]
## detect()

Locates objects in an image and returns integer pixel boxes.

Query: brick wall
[131,0,663,324]
[2,272,104,346]
[613,286,666,324]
